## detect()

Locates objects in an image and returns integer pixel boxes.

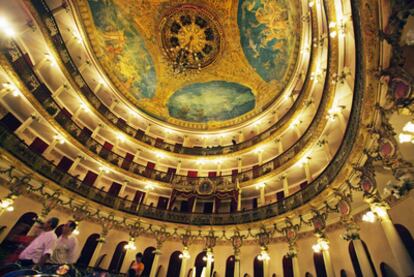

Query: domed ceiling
[78,0,301,129]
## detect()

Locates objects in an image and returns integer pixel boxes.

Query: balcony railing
[30,0,312,156]
[2,12,324,189]
[0,0,365,225]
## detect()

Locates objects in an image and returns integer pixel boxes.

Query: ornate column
[366,199,414,276]
[150,227,170,277]
[122,221,144,272]
[280,220,300,277]
[230,231,245,277]
[89,215,117,268]
[204,230,217,277]
[311,212,335,277]
[179,230,196,277]
[255,227,272,277]
[341,218,376,276]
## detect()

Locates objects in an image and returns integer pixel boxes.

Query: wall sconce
[312,238,329,253]
[257,249,270,261]
[399,122,414,144]
[0,17,16,37]
[124,237,137,250]
[0,197,14,212]
[179,249,191,260]
[362,204,388,223]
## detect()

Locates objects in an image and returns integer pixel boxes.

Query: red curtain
[121,153,134,170]
[82,171,98,187]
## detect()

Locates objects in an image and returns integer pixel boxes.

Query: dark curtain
[282,255,293,277]
[0,113,21,132]
[254,256,264,277]
[395,224,414,262]
[166,251,182,277]
[225,256,235,277]
[56,156,74,172]
[313,252,327,277]
[29,137,48,154]
[108,241,127,273]
[77,233,100,267]
[142,247,156,277]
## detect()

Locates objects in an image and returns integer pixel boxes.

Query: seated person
[128,253,144,277]
[18,217,59,267]
[49,220,79,264]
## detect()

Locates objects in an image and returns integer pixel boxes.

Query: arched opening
[194,251,214,277]
[108,241,127,273]
[340,269,347,277]
[167,251,182,277]
[282,255,293,277]
[142,246,156,277]
[394,224,414,263]
[380,262,399,277]
[0,212,37,265]
[313,252,327,277]
[225,255,235,277]
[254,255,264,277]
[195,251,207,277]
[76,233,100,267]
[348,240,377,277]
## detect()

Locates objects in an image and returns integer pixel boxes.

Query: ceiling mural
[87,0,156,100]
[78,0,301,129]
[238,0,298,82]
[167,81,255,122]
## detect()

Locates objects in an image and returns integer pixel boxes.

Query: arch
[143,246,156,277]
[76,233,100,267]
[225,255,235,277]
[108,241,127,273]
[394,224,414,263]
[254,255,264,277]
[2,212,37,242]
[304,273,313,277]
[348,240,377,277]
[167,251,182,277]
[282,255,293,277]
[0,212,37,264]
[340,269,347,277]
[313,252,327,277]
[195,251,207,277]
[379,262,399,277]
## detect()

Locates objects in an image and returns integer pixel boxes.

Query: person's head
[62,220,77,236]
[43,217,59,231]
[135,252,143,262]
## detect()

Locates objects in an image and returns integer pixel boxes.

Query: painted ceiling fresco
[168,81,255,122]
[79,0,301,129]
[238,0,298,82]
[87,0,156,100]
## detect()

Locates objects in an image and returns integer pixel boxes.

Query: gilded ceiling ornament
[160,4,221,73]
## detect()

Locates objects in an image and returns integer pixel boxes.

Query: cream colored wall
[0,190,413,276]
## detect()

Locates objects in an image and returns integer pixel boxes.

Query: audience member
[18,217,59,266]
[128,252,144,277]
[49,220,79,264]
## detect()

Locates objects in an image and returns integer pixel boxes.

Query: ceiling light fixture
[0,17,16,37]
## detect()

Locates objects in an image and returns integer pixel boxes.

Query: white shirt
[19,230,57,263]
[49,235,78,264]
